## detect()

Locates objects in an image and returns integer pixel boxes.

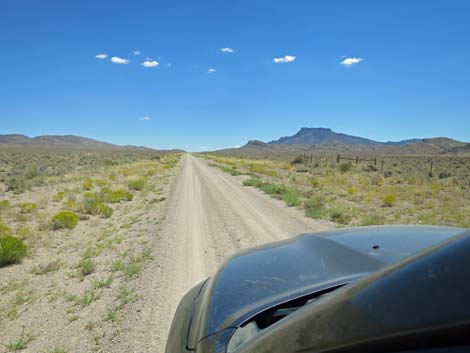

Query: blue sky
[1,0,469,150]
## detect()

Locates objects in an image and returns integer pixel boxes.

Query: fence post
[337,154,340,164]
[374,157,377,166]
[310,154,313,164]
[429,161,433,177]
[356,156,359,164]
[381,160,384,170]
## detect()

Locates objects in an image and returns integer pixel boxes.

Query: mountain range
[269,127,423,146]
[214,127,470,156]
[0,134,156,151]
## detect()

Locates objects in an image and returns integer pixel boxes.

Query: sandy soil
[107,154,333,353]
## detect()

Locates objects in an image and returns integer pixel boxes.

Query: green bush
[0,236,27,267]
[104,189,133,203]
[291,156,304,165]
[97,203,113,218]
[360,213,385,226]
[283,188,302,207]
[383,194,397,207]
[304,196,325,218]
[83,178,93,190]
[52,191,66,202]
[0,222,13,237]
[338,163,352,173]
[20,202,37,214]
[243,178,264,187]
[51,211,79,230]
[127,178,146,191]
[0,199,11,211]
[328,205,353,224]
[78,259,95,276]
[80,193,113,217]
[260,183,287,197]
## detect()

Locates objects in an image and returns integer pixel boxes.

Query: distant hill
[211,128,469,157]
[0,134,155,151]
[269,127,421,146]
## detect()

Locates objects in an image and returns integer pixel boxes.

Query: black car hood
[188,226,463,350]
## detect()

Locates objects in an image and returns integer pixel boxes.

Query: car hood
[188,226,463,350]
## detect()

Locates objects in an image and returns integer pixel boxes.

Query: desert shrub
[0,222,13,237]
[243,178,264,187]
[51,211,79,230]
[127,178,146,191]
[360,213,385,226]
[304,196,325,218]
[5,176,29,193]
[52,191,66,202]
[327,205,353,224]
[63,197,78,211]
[95,179,109,187]
[439,171,451,179]
[383,170,393,178]
[338,163,352,173]
[383,194,397,207]
[0,236,27,267]
[17,227,33,239]
[20,202,37,214]
[78,259,95,276]
[83,178,93,190]
[283,188,302,207]
[0,199,11,211]
[97,203,113,218]
[104,189,133,203]
[80,193,113,217]
[260,183,287,197]
[291,156,304,165]
[310,179,320,188]
[370,175,384,186]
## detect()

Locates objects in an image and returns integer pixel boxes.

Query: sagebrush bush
[51,211,79,230]
[52,191,66,202]
[83,178,93,190]
[78,259,95,276]
[97,203,113,218]
[243,178,264,187]
[383,194,397,207]
[103,189,133,203]
[291,156,304,165]
[17,227,33,239]
[304,196,325,218]
[338,163,353,173]
[127,178,146,191]
[0,236,27,267]
[283,188,302,207]
[0,199,11,211]
[20,202,37,214]
[0,222,13,237]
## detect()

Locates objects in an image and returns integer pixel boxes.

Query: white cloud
[208,68,216,73]
[141,60,159,68]
[167,63,172,68]
[273,55,296,64]
[110,56,130,64]
[220,47,234,53]
[140,116,152,121]
[233,145,241,148]
[340,57,363,67]
[133,50,141,56]
[95,54,107,59]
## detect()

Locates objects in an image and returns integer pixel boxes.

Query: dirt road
[109,154,333,352]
